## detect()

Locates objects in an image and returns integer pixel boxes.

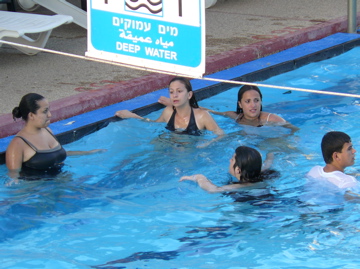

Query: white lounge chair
[0,10,73,55]
[205,0,218,8]
[16,0,86,28]
[15,0,214,29]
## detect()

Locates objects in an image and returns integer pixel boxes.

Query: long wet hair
[169,77,199,108]
[236,85,263,114]
[232,146,279,183]
[12,93,45,122]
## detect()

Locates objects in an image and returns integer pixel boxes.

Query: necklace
[175,109,191,127]
[177,114,189,124]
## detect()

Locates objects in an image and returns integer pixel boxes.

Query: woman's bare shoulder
[262,112,286,122]
[194,108,213,118]
[157,106,174,122]
[7,136,26,152]
[224,111,238,119]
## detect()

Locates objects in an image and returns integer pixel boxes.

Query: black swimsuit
[165,107,201,136]
[17,128,67,172]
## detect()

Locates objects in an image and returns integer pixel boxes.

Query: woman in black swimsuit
[115,77,224,136]
[6,93,104,181]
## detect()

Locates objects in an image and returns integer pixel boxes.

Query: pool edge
[0,13,359,140]
[0,33,359,164]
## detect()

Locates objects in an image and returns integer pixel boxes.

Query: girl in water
[115,77,224,136]
[180,146,278,193]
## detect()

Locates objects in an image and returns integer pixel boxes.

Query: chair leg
[3,30,52,55]
[6,0,16,11]
[80,0,86,11]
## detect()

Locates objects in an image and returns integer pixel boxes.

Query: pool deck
[0,0,360,154]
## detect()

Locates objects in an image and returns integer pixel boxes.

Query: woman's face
[239,90,262,119]
[168,80,192,107]
[32,99,51,128]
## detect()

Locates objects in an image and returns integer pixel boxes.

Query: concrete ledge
[0,32,359,162]
[0,12,359,139]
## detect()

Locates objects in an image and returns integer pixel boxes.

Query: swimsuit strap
[165,108,177,131]
[185,107,201,135]
[15,128,60,152]
[44,127,59,141]
[266,113,272,123]
[186,107,196,130]
[15,136,38,152]
[165,107,200,135]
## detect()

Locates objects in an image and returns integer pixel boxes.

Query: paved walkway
[0,0,359,138]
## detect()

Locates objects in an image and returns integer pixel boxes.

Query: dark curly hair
[12,93,45,122]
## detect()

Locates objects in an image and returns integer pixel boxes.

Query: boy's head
[321,131,353,165]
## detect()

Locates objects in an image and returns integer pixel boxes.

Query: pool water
[1,46,360,268]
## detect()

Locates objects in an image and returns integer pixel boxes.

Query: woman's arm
[266,113,299,134]
[66,149,107,156]
[115,107,171,123]
[267,113,286,123]
[201,107,238,119]
[115,110,144,120]
[282,122,300,134]
[180,174,251,193]
[194,110,225,148]
[262,152,274,171]
[198,110,224,135]
[6,137,25,179]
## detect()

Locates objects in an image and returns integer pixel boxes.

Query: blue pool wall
[0,33,359,164]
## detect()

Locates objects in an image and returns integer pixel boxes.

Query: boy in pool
[307,131,359,191]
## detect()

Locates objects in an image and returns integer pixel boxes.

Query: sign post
[87,0,205,77]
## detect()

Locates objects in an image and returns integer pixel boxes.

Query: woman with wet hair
[228,85,285,127]
[6,93,104,180]
[180,146,279,193]
[116,77,223,136]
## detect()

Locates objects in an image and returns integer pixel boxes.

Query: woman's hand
[158,96,172,107]
[115,110,142,119]
[5,178,20,186]
[262,152,274,171]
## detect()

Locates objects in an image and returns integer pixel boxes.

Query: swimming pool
[1,44,360,268]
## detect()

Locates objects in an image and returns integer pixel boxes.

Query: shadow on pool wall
[0,33,359,165]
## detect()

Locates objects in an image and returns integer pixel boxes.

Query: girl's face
[31,99,51,128]
[169,80,192,107]
[239,90,262,119]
